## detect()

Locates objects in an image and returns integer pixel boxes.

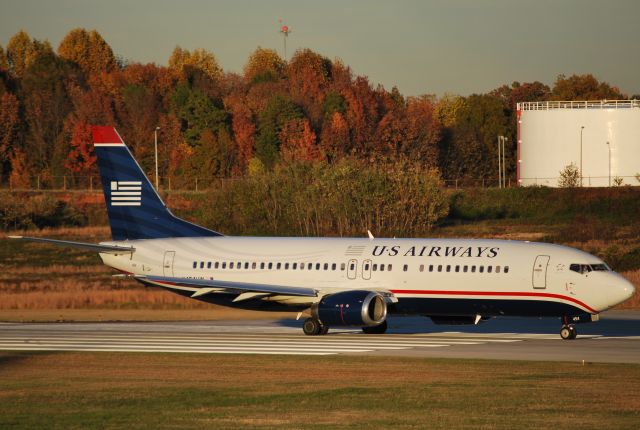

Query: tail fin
[92,126,222,240]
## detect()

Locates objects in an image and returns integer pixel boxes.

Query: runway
[1,312,639,363]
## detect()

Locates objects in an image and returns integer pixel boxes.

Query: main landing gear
[302,318,389,335]
[302,318,329,336]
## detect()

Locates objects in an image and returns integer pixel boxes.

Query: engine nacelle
[312,290,387,327]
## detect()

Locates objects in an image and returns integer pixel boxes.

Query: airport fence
[1,175,639,192]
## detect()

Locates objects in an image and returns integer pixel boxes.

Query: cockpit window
[570,263,610,274]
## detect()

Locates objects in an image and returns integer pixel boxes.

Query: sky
[1,0,638,97]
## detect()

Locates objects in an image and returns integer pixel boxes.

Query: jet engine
[312,290,387,327]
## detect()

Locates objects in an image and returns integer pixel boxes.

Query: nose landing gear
[560,324,577,340]
[560,316,578,340]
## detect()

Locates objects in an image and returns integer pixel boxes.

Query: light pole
[497,135,508,188]
[497,136,501,188]
[502,136,507,188]
[154,126,160,190]
[606,141,611,187]
[580,126,585,187]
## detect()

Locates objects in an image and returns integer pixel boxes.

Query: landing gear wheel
[362,320,388,334]
[303,318,322,336]
[319,325,329,335]
[560,324,577,340]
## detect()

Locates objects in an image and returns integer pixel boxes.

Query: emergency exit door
[163,251,175,277]
[532,255,550,289]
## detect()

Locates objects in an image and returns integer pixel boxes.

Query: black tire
[319,325,329,335]
[303,318,321,336]
[362,320,388,334]
[560,325,574,340]
[569,325,578,339]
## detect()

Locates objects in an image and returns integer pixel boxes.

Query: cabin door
[163,251,175,277]
[347,259,357,280]
[362,259,372,280]
[532,255,550,289]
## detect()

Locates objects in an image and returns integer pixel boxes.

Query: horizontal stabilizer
[137,275,317,298]
[8,236,135,254]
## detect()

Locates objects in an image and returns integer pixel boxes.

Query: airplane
[9,126,636,339]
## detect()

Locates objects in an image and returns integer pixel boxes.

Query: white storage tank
[517,100,640,187]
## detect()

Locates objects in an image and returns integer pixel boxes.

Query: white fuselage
[99,237,635,317]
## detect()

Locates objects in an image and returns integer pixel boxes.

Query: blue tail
[92,126,222,241]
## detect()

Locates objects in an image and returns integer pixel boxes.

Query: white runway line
[0,330,570,356]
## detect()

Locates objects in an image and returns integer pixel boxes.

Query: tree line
[0,28,631,190]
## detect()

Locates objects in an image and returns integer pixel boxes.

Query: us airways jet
[9,126,635,339]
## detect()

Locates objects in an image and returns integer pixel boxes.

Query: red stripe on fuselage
[389,289,597,314]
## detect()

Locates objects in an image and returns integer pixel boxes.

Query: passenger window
[308,263,313,270]
[504,266,509,273]
[268,262,273,270]
[293,263,297,270]
[496,266,501,273]
[237,262,242,269]
[193,261,197,269]
[324,263,328,270]
[419,264,424,272]
[332,263,336,270]
[487,266,492,273]
[388,264,392,271]
[300,263,305,270]
[222,262,227,269]
[373,264,377,271]
[230,262,234,269]
[276,262,280,270]
[479,266,484,273]
[446,265,451,273]
[380,264,385,272]
[341,263,346,271]
[365,263,370,271]
[429,265,434,272]
[215,262,219,269]
[455,265,460,273]
[471,266,476,273]
[200,262,204,269]
[403,264,408,272]
[252,262,256,269]
[260,262,265,269]
[314,263,319,270]
[245,262,249,269]
[207,262,211,269]
[438,265,442,272]
[463,266,468,273]
[349,263,355,271]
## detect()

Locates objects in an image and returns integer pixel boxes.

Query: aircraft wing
[136,275,318,299]
[8,236,135,254]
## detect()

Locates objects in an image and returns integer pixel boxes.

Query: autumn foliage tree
[58,28,116,75]
[0,27,633,193]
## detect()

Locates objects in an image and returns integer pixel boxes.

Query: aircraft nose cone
[615,276,636,304]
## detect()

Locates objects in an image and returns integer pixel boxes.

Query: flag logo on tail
[110,181,142,206]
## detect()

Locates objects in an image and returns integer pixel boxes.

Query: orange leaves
[168,46,223,82]
[243,47,284,83]
[57,28,116,75]
[279,118,323,162]
[64,121,96,174]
